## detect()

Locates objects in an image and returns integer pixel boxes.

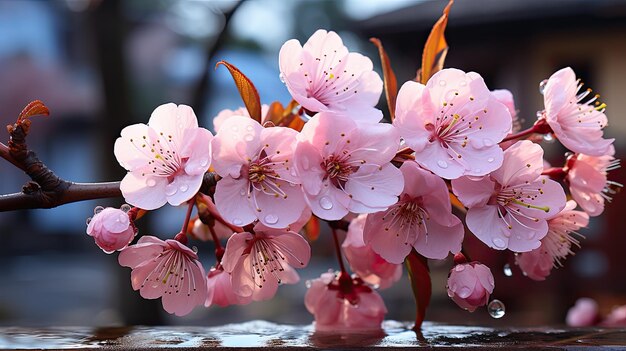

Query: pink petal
[267,231,311,268]
[254,183,308,228]
[364,211,413,265]
[306,180,351,220]
[466,205,513,250]
[120,173,168,210]
[214,177,258,227]
[345,163,403,212]
[211,116,263,178]
[148,103,199,146]
[164,173,205,207]
[182,128,213,176]
[114,124,154,172]
[451,176,495,208]
[413,215,464,259]
[293,141,324,195]
[221,232,253,273]
[393,81,434,153]
[491,140,544,186]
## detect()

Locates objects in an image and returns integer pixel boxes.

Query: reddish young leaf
[418,0,454,84]
[370,38,398,120]
[405,249,431,331]
[18,100,50,122]
[302,216,321,242]
[265,101,285,125]
[215,61,262,123]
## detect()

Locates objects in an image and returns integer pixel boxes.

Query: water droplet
[146,179,157,187]
[301,157,310,170]
[118,213,128,224]
[445,89,459,101]
[458,287,472,298]
[240,188,247,196]
[264,214,279,225]
[488,299,506,318]
[246,125,254,132]
[120,204,131,212]
[192,246,198,253]
[319,196,333,210]
[165,184,178,196]
[543,133,555,143]
[454,264,465,272]
[179,184,189,192]
[232,218,243,226]
[492,237,506,249]
[459,80,467,87]
[200,159,209,167]
[439,80,446,86]
[503,264,513,277]
[487,157,495,163]
[539,79,548,95]
[474,168,482,174]
[279,72,286,83]
[244,134,254,142]
[94,206,104,215]
[483,138,494,147]
[231,126,239,132]
[178,124,184,130]
[305,280,312,289]
[86,217,92,225]
[437,160,448,168]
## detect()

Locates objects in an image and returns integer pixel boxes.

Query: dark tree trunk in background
[89,0,163,325]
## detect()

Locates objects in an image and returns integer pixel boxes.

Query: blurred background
[0,0,625,328]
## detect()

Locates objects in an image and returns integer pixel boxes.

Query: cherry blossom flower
[492,89,522,150]
[602,305,626,327]
[114,103,213,210]
[118,236,207,316]
[543,67,614,156]
[566,146,621,217]
[86,207,136,253]
[212,105,270,132]
[446,262,494,312]
[294,112,403,220]
[279,29,383,123]
[452,140,566,252]
[205,266,252,307]
[342,214,402,289]
[393,68,512,179]
[305,271,387,331]
[221,226,311,301]
[211,116,307,228]
[566,298,599,327]
[516,200,588,280]
[364,161,464,263]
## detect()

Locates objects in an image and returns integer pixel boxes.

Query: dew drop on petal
[94,206,104,215]
[200,159,209,167]
[165,184,178,196]
[459,80,467,87]
[439,80,446,86]
[437,160,448,169]
[179,184,189,192]
[120,204,131,212]
[192,246,198,253]
[487,157,495,163]
[264,214,279,225]
[454,265,465,272]
[305,280,312,289]
[319,196,333,210]
[240,188,247,196]
[474,168,482,174]
[231,126,239,133]
[146,179,157,187]
[492,237,506,249]
[483,138,494,147]
[458,287,472,298]
[232,218,243,226]
[246,125,254,132]
[503,263,513,277]
[488,299,506,319]
[279,72,286,83]
[244,134,254,142]
[543,133,554,143]
[539,79,548,95]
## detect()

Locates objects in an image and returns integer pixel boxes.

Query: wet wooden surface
[1,321,625,350]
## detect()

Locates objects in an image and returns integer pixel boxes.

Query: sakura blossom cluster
[85,29,619,329]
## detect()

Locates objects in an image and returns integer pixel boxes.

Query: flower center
[381,195,429,244]
[322,154,357,187]
[493,182,550,230]
[245,150,288,201]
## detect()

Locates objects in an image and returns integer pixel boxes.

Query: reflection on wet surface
[0,320,625,349]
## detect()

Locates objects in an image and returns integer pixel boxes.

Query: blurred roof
[360,0,626,34]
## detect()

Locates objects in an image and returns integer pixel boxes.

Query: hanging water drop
[86,217,92,225]
[437,160,448,169]
[279,72,286,83]
[120,204,131,213]
[539,79,548,95]
[305,280,312,289]
[94,206,104,215]
[543,133,554,143]
[319,196,333,210]
[503,263,513,277]
[488,299,506,319]
[264,214,279,225]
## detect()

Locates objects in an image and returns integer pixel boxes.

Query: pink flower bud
[86,207,136,253]
[446,262,494,312]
